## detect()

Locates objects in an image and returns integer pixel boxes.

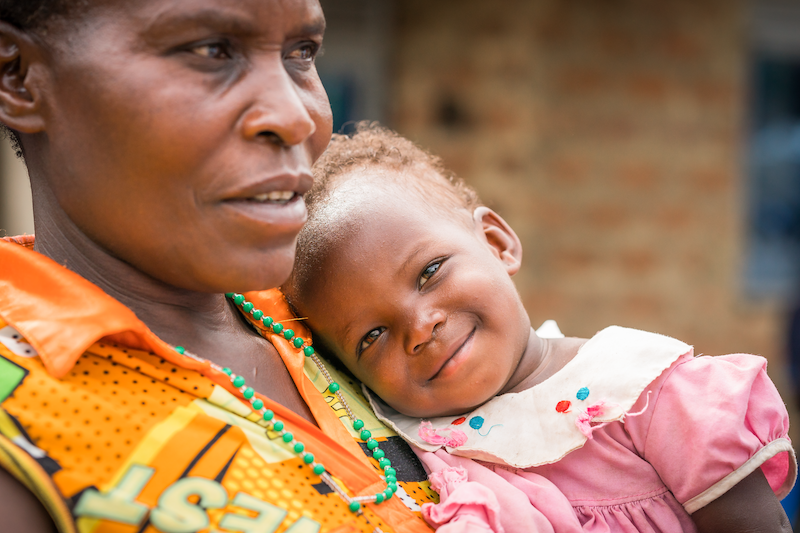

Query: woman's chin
[148,244,297,295]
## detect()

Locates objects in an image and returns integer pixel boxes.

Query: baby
[285,123,795,532]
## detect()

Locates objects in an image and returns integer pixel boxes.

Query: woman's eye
[359,327,384,354]
[286,43,318,62]
[419,262,441,288]
[190,42,231,60]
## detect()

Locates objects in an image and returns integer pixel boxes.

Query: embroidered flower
[419,421,468,448]
[468,416,484,429]
[575,402,610,439]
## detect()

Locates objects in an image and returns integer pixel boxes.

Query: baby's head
[286,123,534,417]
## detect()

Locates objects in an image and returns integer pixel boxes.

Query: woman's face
[34,0,332,292]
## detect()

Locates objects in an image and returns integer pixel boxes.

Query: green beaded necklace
[173,292,397,517]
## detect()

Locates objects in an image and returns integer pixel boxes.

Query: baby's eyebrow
[341,322,356,348]
[399,245,429,275]
[337,317,367,357]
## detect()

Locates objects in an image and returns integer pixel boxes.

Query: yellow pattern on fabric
[303,357,394,440]
[187,398,295,463]
[303,354,440,512]
[0,334,397,532]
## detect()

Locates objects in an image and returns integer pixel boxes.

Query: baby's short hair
[310,121,481,213]
[288,122,482,297]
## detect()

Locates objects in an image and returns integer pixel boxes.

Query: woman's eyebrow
[142,9,261,39]
[142,9,326,41]
[295,19,326,39]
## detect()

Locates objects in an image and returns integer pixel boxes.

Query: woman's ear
[0,22,46,134]
[472,206,523,275]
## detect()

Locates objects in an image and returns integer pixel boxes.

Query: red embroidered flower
[556,400,571,413]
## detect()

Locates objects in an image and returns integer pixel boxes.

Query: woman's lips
[221,193,308,228]
[428,328,476,382]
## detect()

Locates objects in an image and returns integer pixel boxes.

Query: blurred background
[2,0,800,521]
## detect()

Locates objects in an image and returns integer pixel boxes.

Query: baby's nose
[404,310,446,355]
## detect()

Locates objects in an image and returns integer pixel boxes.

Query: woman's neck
[32,183,238,345]
[30,182,317,422]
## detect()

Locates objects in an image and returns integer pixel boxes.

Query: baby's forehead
[325,166,470,221]
[290,165,475,299]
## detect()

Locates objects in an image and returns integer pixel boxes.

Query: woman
[0,0,435,531]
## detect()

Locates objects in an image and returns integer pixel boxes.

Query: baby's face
[294,182,532,417]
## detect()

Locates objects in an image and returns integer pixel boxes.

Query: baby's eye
[190,42,232,60]
[419,262,441,288]
[359,327,385,354]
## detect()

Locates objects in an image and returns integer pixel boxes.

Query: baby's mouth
[428,327,476,382]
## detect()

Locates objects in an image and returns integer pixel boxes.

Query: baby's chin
[388,396,495,419]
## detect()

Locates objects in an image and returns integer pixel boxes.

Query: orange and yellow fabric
[0,236,435,533]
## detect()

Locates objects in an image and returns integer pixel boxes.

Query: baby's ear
[473,206,522,275]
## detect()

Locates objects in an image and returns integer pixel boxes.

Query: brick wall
[389,0,789,390]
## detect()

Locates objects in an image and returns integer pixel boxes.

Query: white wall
[0,137,33,237]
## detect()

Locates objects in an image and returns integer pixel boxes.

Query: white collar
[365,325,692,469]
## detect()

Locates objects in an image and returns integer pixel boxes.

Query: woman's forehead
[138,0,325,34]
[44,0,324,40]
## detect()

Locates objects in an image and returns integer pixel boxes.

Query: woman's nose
[240,61,317,148]
[404,309,447,355]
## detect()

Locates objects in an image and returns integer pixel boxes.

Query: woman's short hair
[0,0,77,30]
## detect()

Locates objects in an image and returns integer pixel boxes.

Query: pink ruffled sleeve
[625,353,796,514]
[414,447,583,533]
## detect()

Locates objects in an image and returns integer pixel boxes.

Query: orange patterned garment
[0,237,435,533]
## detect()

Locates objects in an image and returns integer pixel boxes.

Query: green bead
[360,429,371,440]
[175,346,185,355]
[242,302,254,313]
[372,449,385,460]
[283,329,294,339]
[388,482,398,493]
[233,294,245,305]
[251,399,263,410]
[328,383,340,393]
[243,387,254,399]
[282,432,293,443]
[385,474,396,484]
[303,453,314,464]
[222,367,232,375]
[304,346,315,357]
[375,493,384,504]
[263,316,274,327]
[233,376,245,388]
[273,421,284,431]
[313,464,325,475]
[225,292,234,298]
[353,419,365,430]
[272,323,284,334]
[252,310,263,320]
[384,467,396,477]
[262,410,274,421]
[348,501,361,513]
[379,458,391,469]
[366,439,379,450]
[384,489,393,500]
[293,442,304,453]
[293,337,304,348]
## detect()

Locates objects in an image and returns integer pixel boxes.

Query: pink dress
[367,326,796,533]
